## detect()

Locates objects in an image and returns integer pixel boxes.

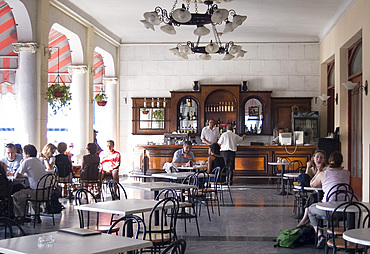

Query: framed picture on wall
[249,106,259,116]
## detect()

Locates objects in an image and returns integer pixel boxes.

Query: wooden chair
[24,173,57,228]
[74,188,119,234]
[217,165,233,205]
[0,217,26,239]
[326,202,370,253]
[107,179,128,224]
[54,162,73,203]
[80,162,101,198]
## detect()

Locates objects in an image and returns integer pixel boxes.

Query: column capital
[12,42,39,53]
[103,77,118,85]
[68,65,88,74]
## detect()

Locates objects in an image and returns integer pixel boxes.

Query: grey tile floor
[15,178,327,254]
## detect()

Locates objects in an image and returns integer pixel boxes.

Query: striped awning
[0,1,18,94]
[93,51,105,94]
[48,29,72,84]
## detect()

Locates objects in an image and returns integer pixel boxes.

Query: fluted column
[103,77,118,142]
[13,42,38,145]
[68,65,88,159]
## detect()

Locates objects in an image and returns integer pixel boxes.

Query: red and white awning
[93,51,105,94]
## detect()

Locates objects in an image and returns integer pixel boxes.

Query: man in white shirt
[201,119,220,145]
[12,144,47,224]
[1,143,23,173]
[218,125,246,185]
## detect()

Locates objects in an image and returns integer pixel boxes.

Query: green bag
[275,228,301,248]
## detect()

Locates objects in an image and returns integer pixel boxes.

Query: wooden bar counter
[136,144,316,184]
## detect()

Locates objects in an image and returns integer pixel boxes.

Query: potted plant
[45,83,72,115]
[141,108,150,115]
[152,109,164,128]
[95,92,108,106]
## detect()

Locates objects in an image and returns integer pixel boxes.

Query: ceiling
[58,0,356,45]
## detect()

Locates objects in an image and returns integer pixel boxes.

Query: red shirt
[99,149,120,172]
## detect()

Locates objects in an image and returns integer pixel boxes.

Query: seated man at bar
[1,143,23,173]
[172,141,196,167]
[201,119,220,145]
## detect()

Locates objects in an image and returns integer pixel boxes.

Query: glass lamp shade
[143,11,161,25]
[236,49,247,58]
[229,45,242,54]
[172,8,192,23]
[232,15,247,29]
[160,24,176,35]
[223,21,234,33]
[342,81,357,90]
[211,8,229,23]
[205,41,219,53]
[194,26,210,36]
[223,53,235,60]
[169,47,180,56]
[140,20,155,31]
[179,52,189,59]
[179,44,192,54]
[318,94,330,102]
[199,54,211,60]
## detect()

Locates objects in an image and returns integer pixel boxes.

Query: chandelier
[141,0,247,60]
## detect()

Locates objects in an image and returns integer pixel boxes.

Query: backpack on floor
[46,188,63,214]
[274,225,315,248]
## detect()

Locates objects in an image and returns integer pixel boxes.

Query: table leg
[126,219,134,254]
[154,190,159,226]
[277,165,291,195]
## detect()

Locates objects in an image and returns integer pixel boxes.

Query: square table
[0,228,152,254]
[151,172,215,181]
[121,182,193,198]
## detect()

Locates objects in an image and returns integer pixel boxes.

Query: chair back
[107,180,128,200]
[54,161,72,178]
[148,197,179,246]
[287,160,304,172]
[35,173,56,202]
[74,188,98,228]
[325,183,357,202]
[0,217,26,239]
[330,202,370,251]
[161,238,186,254]
[155,188,178,201]
[107,214,146,239]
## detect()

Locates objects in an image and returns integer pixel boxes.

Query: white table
[268,162,291,195]
[293,186,322,192]
[178,165,207,171]
[151,172,215,181]
[0,228,152,254]
[343,228,370,246]
[284,173,300,178]
[122,182,193,198]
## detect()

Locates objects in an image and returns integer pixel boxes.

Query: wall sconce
[318,93,330,106]
[342,80,368,96]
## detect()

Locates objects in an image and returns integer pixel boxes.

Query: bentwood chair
[108,179,128,224]
[0,217,26,239]
[24,173,57,228]
[144,197,179,254]
[326,202,370,254]
[161,239,186,254]
[54,162,73,203]
[218,165,233,205]
[74,188,119,234]
[80,162,101,199]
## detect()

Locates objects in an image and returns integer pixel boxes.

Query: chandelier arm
[212,25,222,46]
[186,0,191,11]
[171,0,179,12]
[228,9,236,16]
[155,7,171,24]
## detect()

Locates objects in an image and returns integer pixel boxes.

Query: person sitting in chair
[55,142,73,197]
[99,140,120,194]
[172,141,196,167]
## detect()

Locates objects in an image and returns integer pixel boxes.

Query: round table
[268,162,291,195]
[343,228,370,246]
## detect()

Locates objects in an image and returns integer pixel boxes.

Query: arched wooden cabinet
[170,85,273,135]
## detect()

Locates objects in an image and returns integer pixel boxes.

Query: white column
[13,42,38,145]
[68,65,88,160]
[103,77,118,142]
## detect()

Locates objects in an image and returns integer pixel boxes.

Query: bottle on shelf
[187,99,192,107]
[228,102,231,112]
[143,98,147,108]
[141,150,149,174]
[186,112,190,120]
[221,102,224,112]
[192,112,197,120]
[157,98,160,107]
[231,102,234,111]
[151,98,155,107]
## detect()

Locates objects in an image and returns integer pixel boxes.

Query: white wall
[119,42,321,173]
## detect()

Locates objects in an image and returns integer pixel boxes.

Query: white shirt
[218,130,244,152]
[201,126,220,144]
[17,157,46,189]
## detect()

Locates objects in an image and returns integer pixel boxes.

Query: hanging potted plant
[45,82,72,115]
[95,92,108,106]
[141,108,150,115]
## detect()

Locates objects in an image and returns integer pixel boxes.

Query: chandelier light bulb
[205,40,219,53]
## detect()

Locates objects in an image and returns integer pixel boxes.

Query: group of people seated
[0,139,120,224]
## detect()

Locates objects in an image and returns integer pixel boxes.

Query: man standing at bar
[201,119,220,145]
[218,125,246,185]
[100,140,121,187]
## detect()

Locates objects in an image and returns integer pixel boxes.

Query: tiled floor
[7,177,327,253]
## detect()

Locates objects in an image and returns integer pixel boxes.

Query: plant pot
[97,100,107,106]
[54,90,63,98]
[142,110,149,115]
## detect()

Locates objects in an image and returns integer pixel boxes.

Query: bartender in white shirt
[201,119,220,145]
[218,125,246,185]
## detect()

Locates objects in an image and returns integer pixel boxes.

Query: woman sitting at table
[207,143,225,174]
[305,150,327,178]
[297,151,349,248]
[80,143,100,195]
[39,143,57,170]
